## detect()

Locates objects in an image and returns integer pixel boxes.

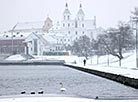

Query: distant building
[62,3,96,43]
[0,17,53,54]
[0,32,30,54]
[24,32,57,56]
[0,3,103,55]
[9,16,53,33]
[49,3,97,46]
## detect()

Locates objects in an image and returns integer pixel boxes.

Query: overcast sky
[0,0,138,32]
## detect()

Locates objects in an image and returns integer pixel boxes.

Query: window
[68,15,69,20]
[75,31,78,35]
[75,21,78,28]
[82,31,84,34]
[17,32,20,34]
[82,24,84,27]
[20,35,23,37]
[6,35,8,37]
[68,31,70,34]
[63,23,65,27]
[68,23,70,27]
[13,35,16,37]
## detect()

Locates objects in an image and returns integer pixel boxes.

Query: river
[0,65,138,99]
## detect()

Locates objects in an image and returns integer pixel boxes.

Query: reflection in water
[0,65,138,99]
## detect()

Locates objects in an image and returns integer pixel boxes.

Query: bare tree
[97,22,135,66]
[72,35,91,59]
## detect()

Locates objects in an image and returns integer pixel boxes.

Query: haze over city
[0,0,138,32]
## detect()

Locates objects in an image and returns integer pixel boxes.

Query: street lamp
[11,23,18,54]
[131,16,138,67]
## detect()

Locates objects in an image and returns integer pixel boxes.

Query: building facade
[0,17,53,54]
[58,3,97,45]
[24,32,57,56]
[0,32,27,54]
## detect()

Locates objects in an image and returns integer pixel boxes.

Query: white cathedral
[50,3,97,46]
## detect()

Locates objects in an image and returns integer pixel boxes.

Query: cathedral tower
[76,3,85,21]
[63,3,71,21]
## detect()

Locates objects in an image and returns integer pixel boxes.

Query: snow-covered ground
[5,54,26,61]
[66,51,138,79]
[4,51,138,79]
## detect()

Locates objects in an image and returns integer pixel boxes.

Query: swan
[60,82,66,92]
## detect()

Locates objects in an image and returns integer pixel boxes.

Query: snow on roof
[77,9,85,16]
[24,32,57,45]
[49,22,61,32]
[14,21,44,31]
[0,31,31,40]
[42,34,57,44]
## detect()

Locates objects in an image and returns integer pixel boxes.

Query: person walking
[83,59,86,66]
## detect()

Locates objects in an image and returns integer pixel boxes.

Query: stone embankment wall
[64,64,138,89]
[0,60,65,65]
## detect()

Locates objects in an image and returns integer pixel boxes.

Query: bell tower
[76,3,85,21]
[63,3,71,21]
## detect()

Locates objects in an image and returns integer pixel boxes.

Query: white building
[49,3,97,46]
[24,32,58,56]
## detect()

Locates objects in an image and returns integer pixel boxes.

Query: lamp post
[131,17,138,67]
[11,23,17,54]
[135,21,138,68]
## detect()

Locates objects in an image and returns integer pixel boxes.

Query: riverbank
[0,60,65,65]
[64,63,138,89]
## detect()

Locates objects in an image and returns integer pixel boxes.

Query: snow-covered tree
[72,35,91,59]
[97,22,135,66]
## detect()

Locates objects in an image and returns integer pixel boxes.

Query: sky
[0,0,138,32]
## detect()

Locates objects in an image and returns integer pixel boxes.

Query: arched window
[75,21,78,28]
[68,15,70,20]
[75,31,78,35]
[63,23,65,27]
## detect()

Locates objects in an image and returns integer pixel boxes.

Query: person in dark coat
[83,59,86,66]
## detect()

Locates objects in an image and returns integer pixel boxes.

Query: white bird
[60,82,66,92]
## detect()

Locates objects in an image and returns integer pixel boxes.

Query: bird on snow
[59,82,66,92]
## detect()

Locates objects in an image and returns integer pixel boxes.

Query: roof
[0,31,30,40]
[45,17,52,22]
[63,3,71,15]
[49,22,61,32]
[63,9,71,15]
[24,32,57,45]
[14,21,44,31]
[77,4,85,16]
[77,9,85,16]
